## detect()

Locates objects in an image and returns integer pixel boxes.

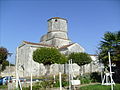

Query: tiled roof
[48,17,67,21]
[89,54,98,56]
[23,41,54,47]
[59,43,74,49]
[46,37,69,41]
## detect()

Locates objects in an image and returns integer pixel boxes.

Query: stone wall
[16,17,101,78]
[17,61,100,77]
[0,66,15,77]
[17,44,100,77]
[40,17,71,48]
[48,18,67,32]
[0,62,100,78]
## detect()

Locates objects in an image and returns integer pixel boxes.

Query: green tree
[33,47,67,75]
[0,47,9,71]
[68,52,92,66]
[98,31,120,66]
[98,31,120,83]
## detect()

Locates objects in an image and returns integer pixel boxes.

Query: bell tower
[48,17,67,33]
[40,17,71,47]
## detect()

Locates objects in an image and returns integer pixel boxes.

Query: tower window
[55,19,57,22]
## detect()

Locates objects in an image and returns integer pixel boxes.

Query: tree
[33,47,67,75]
[68,52,92,75]
[68,52,92,66]
[98,31,120,66]
[98,31,120,83]
[0,47,9,71]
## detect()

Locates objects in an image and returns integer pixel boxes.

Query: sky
[0,0,120,64]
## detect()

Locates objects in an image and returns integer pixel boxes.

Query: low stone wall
[0,62,100,78]
[0,66,15,77]
[18,61,100,77]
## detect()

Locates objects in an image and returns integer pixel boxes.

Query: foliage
[98,31,120,83]
[22,73,102,90]
[76,72,101,84]
[112,66,120,83]
[38,74,68,88]
[22,74,68,90]
[1,60,9,71]
[0,85,7,89]
[1,60,14,71]
[98,31,120,66]
[0,47,10,71]
[0,47,8,64]
[79,74,91,84]
[68,52,92,66]
[80,84,120,90]
[90,72,101,83]
[33,47,67,65]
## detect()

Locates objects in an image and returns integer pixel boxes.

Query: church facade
[16,17,99,77]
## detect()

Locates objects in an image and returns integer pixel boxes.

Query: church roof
[48,17,67,21]
[23,41,54,47]
[21,41,76,50]
[59,43,75,49]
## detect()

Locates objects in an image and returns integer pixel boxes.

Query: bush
[22,74,69,89]
[79,74,92,84]
[90,72,101,83]
[76,72,101,84]
[33,47,67,65]
[68,52,92,66]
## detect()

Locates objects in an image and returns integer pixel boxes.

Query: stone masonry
[16,17,100,77]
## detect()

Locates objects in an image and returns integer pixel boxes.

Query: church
[16,17,99,77]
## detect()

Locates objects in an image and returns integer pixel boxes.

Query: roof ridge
[59,43,75,49]
[48,17,67,22]
[23,41,54,47]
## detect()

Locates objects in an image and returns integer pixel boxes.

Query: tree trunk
[59,64,61,73]
[45,65,50,76]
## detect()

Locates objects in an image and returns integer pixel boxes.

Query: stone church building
[16,17,100,77]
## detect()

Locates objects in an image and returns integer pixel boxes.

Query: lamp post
[8,53,13,75]
[8,53,12,90]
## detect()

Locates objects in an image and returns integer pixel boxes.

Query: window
[55,19,57,22]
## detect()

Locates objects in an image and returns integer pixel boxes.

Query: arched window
[55,19,57,22]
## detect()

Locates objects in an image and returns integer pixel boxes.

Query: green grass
[80,84,120,90]
[0,85,7,89]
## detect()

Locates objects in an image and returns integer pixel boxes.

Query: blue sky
[0,0,120,64]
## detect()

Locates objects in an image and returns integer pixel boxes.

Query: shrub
[76,72,101,84]
[22,74,69,89]
[90,72,101,83]
[68,52,92,66]
[33,47,67,65]
[79,74,92,84]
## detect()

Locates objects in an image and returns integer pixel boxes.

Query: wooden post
[108,52,113,90]
[54,75,56,83]
[59,72,62,90]
[30,47,32,90]
[69,60,71,90]
[16,47,18,88]
[31,73,32,90]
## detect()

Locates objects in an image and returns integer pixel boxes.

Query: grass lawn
[0,85,7,89]
[80,84,120,90]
